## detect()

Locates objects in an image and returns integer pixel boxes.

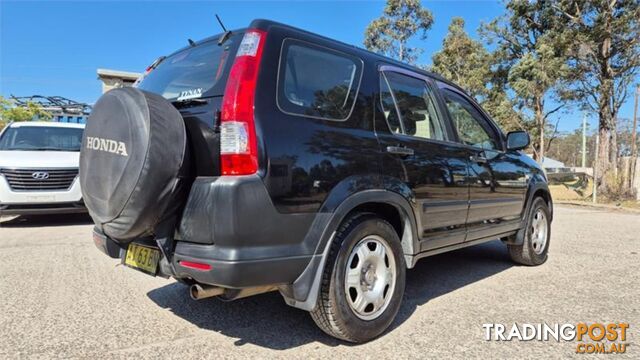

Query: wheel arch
[279,184,419,311]
[505,174,553,246]
[344,201,416,257]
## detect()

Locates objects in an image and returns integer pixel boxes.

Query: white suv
[0,121,85,215]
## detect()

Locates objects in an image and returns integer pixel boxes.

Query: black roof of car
[248,19,465,91]
[175,19,467,95]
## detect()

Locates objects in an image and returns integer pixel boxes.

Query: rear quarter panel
[254,24,381,213]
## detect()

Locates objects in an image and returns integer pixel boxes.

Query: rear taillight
[220,29,266,175]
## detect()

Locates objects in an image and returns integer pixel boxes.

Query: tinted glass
[278,40,362,120]
[380,76,402,133]
[442,89,497,150]
[0,126,84,151]
[380,71,446,141]
[137,34,240,101]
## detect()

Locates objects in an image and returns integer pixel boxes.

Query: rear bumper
[94,175,316,289]
[173,175,315,288]
[92,227,313,289]
[172,249,312,289]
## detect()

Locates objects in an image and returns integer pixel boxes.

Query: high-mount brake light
[134,56,165,87]
[146,56,165,74]
[219,29,266,175]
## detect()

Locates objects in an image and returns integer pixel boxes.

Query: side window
[379,71,446,141]
[442,89,498,150]
[277,40,362,120]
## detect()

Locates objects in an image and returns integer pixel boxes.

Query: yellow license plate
[124,243,160,275]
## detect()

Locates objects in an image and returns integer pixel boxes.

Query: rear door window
[380,71,447,141]
[277,39,363,121]
[136,33,241,100]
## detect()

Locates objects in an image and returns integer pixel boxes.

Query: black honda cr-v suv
[81,19,553,343]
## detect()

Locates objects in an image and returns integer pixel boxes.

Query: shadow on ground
[147,240,513,349]
[0,213,93,227]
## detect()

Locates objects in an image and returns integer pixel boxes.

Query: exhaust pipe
[189,284,224,300]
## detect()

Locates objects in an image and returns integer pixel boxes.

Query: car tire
[508,197,551,266]
[310,213,406,343]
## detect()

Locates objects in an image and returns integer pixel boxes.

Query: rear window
[277,39,363,121]
[136,33,242,101]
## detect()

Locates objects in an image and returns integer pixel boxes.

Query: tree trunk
[596,125,611,189]
[593,3,615,192]
[539,121,545,162]
[610,116,618,177]
[535,96,545,163]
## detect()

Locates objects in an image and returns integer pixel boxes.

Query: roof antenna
[216,14,232,46]
[188,39,196,47]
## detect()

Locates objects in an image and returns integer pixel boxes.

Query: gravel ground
[0,205,638,359]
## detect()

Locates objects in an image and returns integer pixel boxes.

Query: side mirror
[506,131,530,151]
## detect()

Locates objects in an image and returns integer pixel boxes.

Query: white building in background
[96,69,141,94]
[526,154,569,173]
[539,157,567,172]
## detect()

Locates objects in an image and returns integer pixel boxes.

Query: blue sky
[1,0,637,132]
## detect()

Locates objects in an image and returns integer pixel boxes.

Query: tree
[555,0,640,191]
[429,17,529,134]
[0,96,52,128]
[432,18,491,98]
[545,129,584,167]
[482,90,532,133]
[482,0,571,161]
[364,0,434,64]
[431,17,528,133]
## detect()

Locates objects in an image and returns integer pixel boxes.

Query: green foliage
[544,118,637,168]
[481,0,571,160]
[431,18,491,99]
[482,88,532,133]
[555,0,640,190]
[430,17,528,133]
[0,96,52,129]
[557,0,640,119]
[364,0,434,64]
[507,43,570,106]
[545,128,594,167]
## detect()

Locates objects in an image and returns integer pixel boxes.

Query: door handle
[470,154,487,164]
[386,146,414,156]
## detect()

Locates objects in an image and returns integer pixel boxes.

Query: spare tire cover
[80,87,187,242]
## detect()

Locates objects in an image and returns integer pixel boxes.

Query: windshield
[136,33,242,101]
[0,126,84,151]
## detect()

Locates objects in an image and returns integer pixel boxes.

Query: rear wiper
[171,98,208,108]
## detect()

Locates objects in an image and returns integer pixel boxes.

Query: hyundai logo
[31,172,49,180]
